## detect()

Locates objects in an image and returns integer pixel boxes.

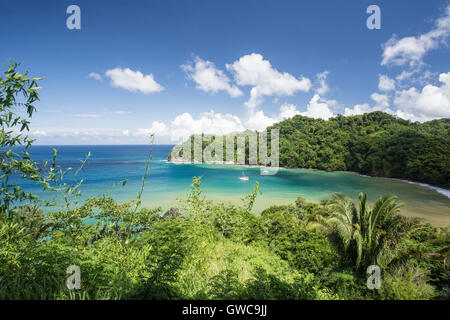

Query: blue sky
[1,0,449,144]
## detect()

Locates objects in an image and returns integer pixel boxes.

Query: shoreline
[167,159,450,200]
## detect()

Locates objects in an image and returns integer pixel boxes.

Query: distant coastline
[167,158,450,199]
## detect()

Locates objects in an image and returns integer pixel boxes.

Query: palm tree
[319,192,417,272]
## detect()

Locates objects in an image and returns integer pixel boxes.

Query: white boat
[239,169,248,181]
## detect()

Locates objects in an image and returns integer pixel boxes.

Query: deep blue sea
[12,145,450,226]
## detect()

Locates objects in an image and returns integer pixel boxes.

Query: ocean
[13,145,450,226]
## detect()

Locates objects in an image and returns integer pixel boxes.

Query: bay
[19,145,450,226]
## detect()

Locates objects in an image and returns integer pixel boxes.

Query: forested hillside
[170,112,449,188]
[271,112,449,188]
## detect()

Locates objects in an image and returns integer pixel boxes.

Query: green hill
[271,112,449,188]
[168,112,449,188]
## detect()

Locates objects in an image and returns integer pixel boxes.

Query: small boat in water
[239,170,249,181]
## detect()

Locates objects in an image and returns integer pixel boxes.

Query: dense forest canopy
[170,112,450,188]
[272,112,449,188]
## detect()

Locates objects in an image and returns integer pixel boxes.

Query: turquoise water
[18,145,450,226]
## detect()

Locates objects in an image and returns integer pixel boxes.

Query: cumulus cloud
[244,110,278,131]
[245,95,335,131]
[169,111,245,141]
[114,111,245,143]
[344,104,373,116]
[378,74,395,91]
[132,103,309,141]
[105,67,164,94]
[131,111,245,141]
[88,72,102,81]
[181,53,312,115]
[226,53,311,108]
[181,57,242,97]
[393,71,450,122]
[316,71,330,95]
[381,5,450,66]
[394,68,437,89]
[136,121,170,137]
[300,94,335,120]
[344,93,391,116]
[279,103,301,120]
[396,70,415,82]
[245,103,302,131]
[371,92,390,109]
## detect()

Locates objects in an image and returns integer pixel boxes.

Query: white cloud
[245,96,335,131]
[316,71,330,95]
[394,68,437,88]
[279,103,301,120]
[378,74,395,91]
[344,103,373,116]
[150,121,170,136]
[135,123,169,137]
[300,94,335,120]
[393,71,450,122]
[117,111,245,142]
[132,103,309,141]
[396,70,415,82]
[371,92,390,109]
[381,5,450,66]
[88,72,102,81]
[226,53,311,108]
[344,93,391,116]
[382,36,434,66]
[245,110,277,131]
[181,57,242,98]
[105,67,164,94]
[245,103,300,131]
[169,111,245,141]
[344,69,450,122]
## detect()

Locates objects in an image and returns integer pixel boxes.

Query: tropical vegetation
[1,62,449,300]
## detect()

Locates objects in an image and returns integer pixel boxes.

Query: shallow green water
[149,163,450,226]
[23,145,450,226]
